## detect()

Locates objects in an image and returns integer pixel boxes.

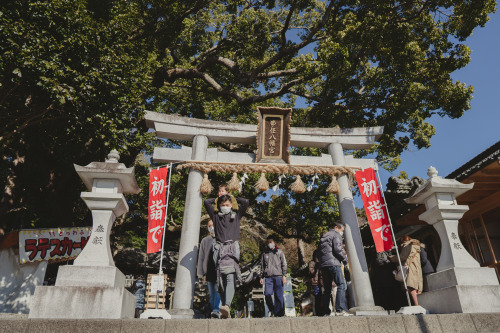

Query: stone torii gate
[145,110,386,317]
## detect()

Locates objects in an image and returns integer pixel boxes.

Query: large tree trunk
[297,238,305,267]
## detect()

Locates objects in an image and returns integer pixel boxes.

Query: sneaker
[220,305,230,319]
[211,311,220,319]
[329,312,336,317]
[336,311,353,316]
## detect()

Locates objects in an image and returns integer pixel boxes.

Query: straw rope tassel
[228,172,240,191]
[327,175,340,194]
[200,173,213,194]
[290,175,306,194]
[254,173,269,192]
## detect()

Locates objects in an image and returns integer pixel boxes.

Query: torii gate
[145,109,386,317]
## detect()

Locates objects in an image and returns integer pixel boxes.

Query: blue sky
[378,10,500,187]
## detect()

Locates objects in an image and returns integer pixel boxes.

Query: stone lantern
[29,150,140,319]
[405,166,500,313]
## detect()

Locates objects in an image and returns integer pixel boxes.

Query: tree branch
[0,104,54,142]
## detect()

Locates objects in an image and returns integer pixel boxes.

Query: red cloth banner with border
[147,167,168,254]
[355,168,394,253]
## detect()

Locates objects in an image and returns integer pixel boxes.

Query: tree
[0,0,496,251]
[146,0,495,169]
[0,0,160,233]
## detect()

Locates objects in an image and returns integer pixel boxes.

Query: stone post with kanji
[29,150,140,319]
[405,166,500,314]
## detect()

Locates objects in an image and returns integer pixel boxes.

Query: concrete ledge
[470,313,500,332]
[367,316,406,333]
[435,314,476,332]
[0,318,30,333]
[2,313,500,333]
[402,315,443,333]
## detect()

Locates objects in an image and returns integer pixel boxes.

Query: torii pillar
[146,111,386,317]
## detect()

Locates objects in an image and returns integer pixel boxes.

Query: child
[213,184,239,212]
[204,190,249,319]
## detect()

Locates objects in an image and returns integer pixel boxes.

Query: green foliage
[0,0,496,249]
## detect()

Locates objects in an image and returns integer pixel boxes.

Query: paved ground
[1,313,500,333]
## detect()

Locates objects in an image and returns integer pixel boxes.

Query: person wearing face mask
[213,184,239,212]
[204,191,249,319]
[196,219,221,318]
[260,235,287,317]
[317,221,352,316]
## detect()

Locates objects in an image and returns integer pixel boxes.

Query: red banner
[147,167,168,253]
[355,168,393,253]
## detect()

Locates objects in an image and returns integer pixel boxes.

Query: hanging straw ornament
[200,173,214,194]
[327,175,340,194]
[307,174,319,192]
[254,173,269,192]
[228,172,240,191]
[290,175,306,193]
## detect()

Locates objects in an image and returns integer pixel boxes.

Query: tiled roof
[446,141,500,181]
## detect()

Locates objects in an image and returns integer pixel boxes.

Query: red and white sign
[19,227,92,264]
[355,168,393,253]
[147,167,168,253]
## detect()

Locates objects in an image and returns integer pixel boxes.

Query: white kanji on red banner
[147,168,168,253]
[355,168,393,252]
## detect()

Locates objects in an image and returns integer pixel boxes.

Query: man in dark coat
[317,221,352,316]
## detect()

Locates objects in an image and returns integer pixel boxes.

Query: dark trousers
[321,266,348,314]
[264,276,284,317]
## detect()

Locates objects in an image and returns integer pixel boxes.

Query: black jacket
[204,197,249,243]
[420,246,434,275]
[317,229,348,268]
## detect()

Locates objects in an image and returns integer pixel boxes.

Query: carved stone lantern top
[74,150,141,194]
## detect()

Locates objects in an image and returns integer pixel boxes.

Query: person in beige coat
[399,235,423,305]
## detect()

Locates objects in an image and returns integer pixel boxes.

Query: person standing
[204,192,249,319]
[260,235,287,317]
[317,222,352,316]
[132,275,146,318]
[420,243,434,292]
[197,219,221,318]
[399,235,423,305]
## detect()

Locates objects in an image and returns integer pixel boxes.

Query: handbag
[394,252,418,282]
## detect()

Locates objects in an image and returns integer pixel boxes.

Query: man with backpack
[204,192,249,319]
[260,235,287,317]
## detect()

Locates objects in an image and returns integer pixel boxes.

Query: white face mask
[339,231,344,236]
[208,226,214,234]
[268,243,275,250]
[220,206,232,215]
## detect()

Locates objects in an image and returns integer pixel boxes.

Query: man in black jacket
[317,221,352,316]
[260,235,287,317]
[204,193,249,319]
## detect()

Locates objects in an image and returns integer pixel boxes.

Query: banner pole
[374,167,412,307]
[158,163,173,275]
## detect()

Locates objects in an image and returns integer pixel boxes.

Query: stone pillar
[328,143,385,315]
[406,167,500,313]
[171,135,208,317]
[29,150,140,319]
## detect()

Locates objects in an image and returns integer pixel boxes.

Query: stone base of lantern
[418,267,500,314]
[28,286,135,319]
[29,265,135,319]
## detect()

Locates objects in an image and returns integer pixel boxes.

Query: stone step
[1,313,500,333]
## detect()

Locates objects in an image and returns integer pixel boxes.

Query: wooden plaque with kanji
[256,107,292,164]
